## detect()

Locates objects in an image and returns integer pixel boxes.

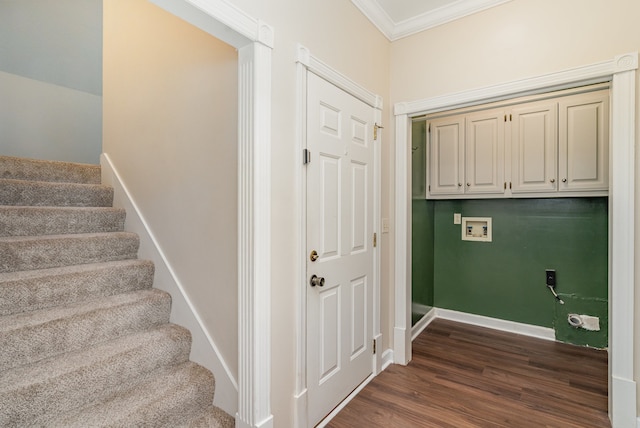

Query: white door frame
[294,45,383,427]
[148,1,273,427]
[393,52,638,427]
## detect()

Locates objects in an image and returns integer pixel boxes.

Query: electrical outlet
[545,269,556,287]
[453,213,461,224]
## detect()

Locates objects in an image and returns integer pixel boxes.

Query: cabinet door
[428,116,464,195]
[465,108,505,194]
[510,101,557,193]
[558,90,609,192]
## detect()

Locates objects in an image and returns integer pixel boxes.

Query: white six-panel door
[306,72,375,427]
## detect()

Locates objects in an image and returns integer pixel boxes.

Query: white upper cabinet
[558,90,609,192]
[425,86,610,199]
[428,115,465,195]
[465,108,505,195]
[510,101,557,194]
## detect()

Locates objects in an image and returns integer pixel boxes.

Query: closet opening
[409,83,609,355]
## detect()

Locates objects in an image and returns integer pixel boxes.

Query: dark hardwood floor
[327,319,610,428]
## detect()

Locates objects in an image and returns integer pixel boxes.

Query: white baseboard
[381,348,394,371]
[411,307,437,340]
[101,153,238,415]
[435,308,555,341]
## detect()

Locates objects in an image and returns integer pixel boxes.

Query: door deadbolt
[309,250,319,262]
[310,275,325,287]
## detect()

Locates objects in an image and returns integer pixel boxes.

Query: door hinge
[373,232,377,248]
[303,149,311,165]
[372,339,376,354]
[374,123,384,140]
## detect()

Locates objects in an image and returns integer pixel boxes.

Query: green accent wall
[432,197,608,347]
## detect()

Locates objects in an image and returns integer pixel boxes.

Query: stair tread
[0,323,189,388]
[0,155,101,184]
[45,362,215,427]
[0,232,140,273]
[0,258,152,283]
[0,205,126,236]
[0,230,137,243]
[0,324,192,426]
[0,288,171,371]
[0,178,113,207]
[0,288,168,331]
[0,259,155,315]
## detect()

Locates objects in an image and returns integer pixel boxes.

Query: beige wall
[389,0,640,416]
[103,0,238,381]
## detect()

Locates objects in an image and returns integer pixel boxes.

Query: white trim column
[236,37,274,428]
[393,112,411,365]
[610,53,637,428]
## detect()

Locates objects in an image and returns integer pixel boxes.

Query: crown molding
[351,0,514,41]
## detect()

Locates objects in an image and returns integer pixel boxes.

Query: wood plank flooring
[327,319,610,428]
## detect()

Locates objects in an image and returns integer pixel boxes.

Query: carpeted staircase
[0,155,234,427]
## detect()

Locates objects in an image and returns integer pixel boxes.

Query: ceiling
[350,0,513,41]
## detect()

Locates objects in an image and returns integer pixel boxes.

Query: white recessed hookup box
[461,217,492,242]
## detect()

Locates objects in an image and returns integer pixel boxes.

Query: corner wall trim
[393,52,637,426]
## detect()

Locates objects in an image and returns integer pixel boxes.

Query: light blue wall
[0,0,102,163]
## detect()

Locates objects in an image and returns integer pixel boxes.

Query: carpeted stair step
[0,288,171,372]
[0,260,155,316]
[45,362,215,427]
[0,178,113,207]
[0,155,101,184]
[187,405,236,428]
[0,231,139,273]
[0,206,126,237]
[0,324,192,427]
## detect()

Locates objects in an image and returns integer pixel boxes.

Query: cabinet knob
[550,178,555,183]
[466,183,470,187]
[458,183,462,187]
[562,178,567,183]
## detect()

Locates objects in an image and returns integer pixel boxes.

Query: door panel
[306,72,374,427]
[465,109,505,194]
[510,101,557,193]
[558,90,609,191]
[428,116,465,195]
